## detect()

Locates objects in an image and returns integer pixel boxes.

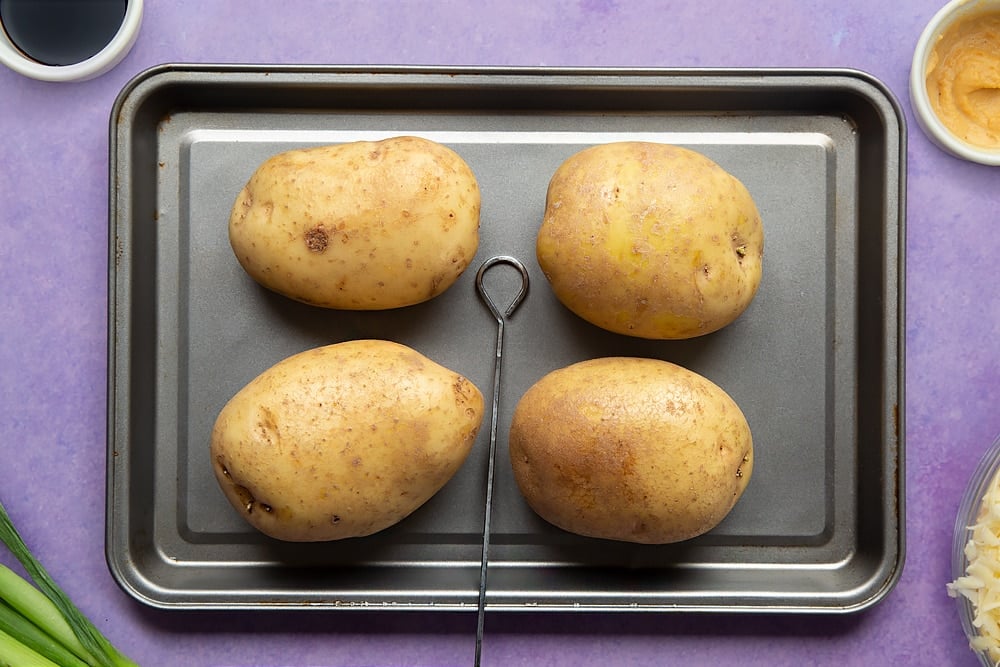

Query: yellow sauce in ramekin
[926,9,1000,149]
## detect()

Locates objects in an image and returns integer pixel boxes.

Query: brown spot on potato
[257,407,280,446]
[736,453,750,478]
[232,483,255,514]
[305,226,329,252]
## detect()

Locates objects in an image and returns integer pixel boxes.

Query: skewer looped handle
[475,255,530,323]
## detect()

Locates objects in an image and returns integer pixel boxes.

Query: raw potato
[229,136,481,310]
[536,142,763,339]
[210,339,484,542]
[509,357,753,544]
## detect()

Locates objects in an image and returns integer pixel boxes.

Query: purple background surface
[0,1,997,665]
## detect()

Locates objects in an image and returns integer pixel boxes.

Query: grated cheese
[949,467,1000,666]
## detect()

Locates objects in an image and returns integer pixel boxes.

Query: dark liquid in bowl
[0,0,127,66]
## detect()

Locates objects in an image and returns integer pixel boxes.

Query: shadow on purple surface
[485,609,868,637]
[128,605,866,641]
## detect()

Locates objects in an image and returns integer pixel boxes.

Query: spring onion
[0,564,96,664]
[0,599,90,667]
[0,627,61,667]
[0,499,138,667]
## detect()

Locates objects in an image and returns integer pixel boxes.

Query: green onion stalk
[0,499,138,667]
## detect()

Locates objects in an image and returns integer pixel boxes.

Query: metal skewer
[474,255,529,667]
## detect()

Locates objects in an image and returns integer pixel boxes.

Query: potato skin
[210,340,484,542]
[229,136,480,310]
[536,142,763,339]
[508,357,753,544]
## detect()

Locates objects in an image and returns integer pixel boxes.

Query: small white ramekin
[0,0,143,82]
[910,0,1000,166]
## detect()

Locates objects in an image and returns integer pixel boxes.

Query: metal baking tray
[106,65,905,612]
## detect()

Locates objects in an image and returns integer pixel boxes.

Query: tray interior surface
[108,67,903,611]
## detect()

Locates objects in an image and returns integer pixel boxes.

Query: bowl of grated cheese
[949,435,1000,665]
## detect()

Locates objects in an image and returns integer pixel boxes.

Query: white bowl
[910,0,1000,165]
[0,0,143,82]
